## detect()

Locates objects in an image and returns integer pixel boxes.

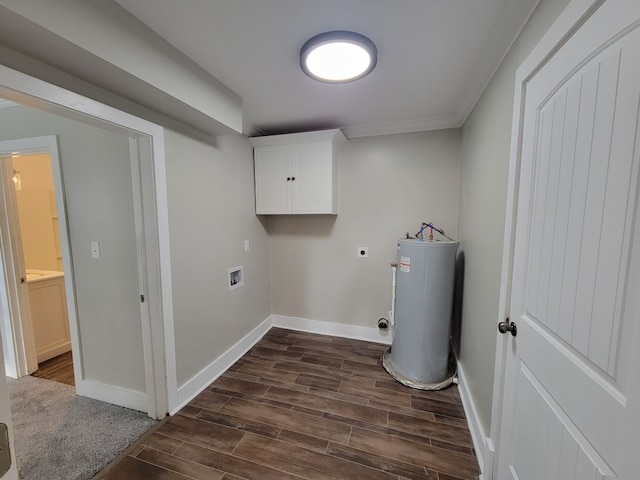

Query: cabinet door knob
[286,177,291,181]
[291,176,296,181]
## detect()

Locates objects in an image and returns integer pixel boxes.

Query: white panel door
[291,142,333,214]
[498,1,640,479]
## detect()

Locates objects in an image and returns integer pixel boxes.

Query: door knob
[498,319,517,337]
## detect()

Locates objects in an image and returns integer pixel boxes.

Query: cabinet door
[291,142,335,214]
[254,146,292,214]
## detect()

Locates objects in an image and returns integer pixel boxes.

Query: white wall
[0,0,242,135]
[163,131,271,387]
[456,0,571,435]
[0,104,145,392]
[13,153,61,271]
[269,129,461,328]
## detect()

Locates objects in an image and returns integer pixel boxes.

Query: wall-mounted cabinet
[250,129,346,214]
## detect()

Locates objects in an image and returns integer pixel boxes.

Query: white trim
[76,380,148,414]
[0,63,176,419]
[271,315,393,345]
[48,135,86,394]
[36,340,71,364]
[455,0,541,125]
[515,0,605,84]
[172,317,272,415]
[151,132,178,415]
[491,0,606,473]
[128,137,157,417]
[457,362,495,480]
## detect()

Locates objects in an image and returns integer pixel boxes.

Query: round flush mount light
[300,31,377,83]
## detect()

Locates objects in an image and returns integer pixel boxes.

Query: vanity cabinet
[250,129,346,214]
[27,270,70,363]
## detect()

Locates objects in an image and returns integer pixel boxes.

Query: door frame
[0,64,178,418]
[490,0,606,475]
[0,137,65,379]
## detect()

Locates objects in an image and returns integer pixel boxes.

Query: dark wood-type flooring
[97,328,480,480]
[31,350,75,386]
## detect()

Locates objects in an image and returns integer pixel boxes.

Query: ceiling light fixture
[300,31,377,83]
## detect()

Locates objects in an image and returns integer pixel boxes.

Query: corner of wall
[172,316,272,415]
[457,362,495,479]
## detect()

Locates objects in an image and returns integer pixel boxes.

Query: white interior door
[498,1,640,478]
[0,153,38,378]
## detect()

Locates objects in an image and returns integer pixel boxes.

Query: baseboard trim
[172,317,272,415]
[271,315,392,345]
[37,341,71,363]
[457,362,494,479]
[76,379,147,413]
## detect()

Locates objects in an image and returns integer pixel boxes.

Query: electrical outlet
[357,247,369,258]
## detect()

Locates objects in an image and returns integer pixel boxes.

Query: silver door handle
[498,320,517,337]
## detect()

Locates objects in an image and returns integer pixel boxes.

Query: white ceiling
[114,0,538,138]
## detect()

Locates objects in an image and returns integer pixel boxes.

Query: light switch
[244,240,250,252]
[91,241,101,258]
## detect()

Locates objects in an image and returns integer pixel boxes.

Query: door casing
[0,64,178,419]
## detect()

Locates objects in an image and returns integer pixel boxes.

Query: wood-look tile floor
[31,350,75,386]
[97,328,479,480]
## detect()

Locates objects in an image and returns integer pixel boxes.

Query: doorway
[7,149,74,386]
[0,92,172,419]
[0,66,176,480]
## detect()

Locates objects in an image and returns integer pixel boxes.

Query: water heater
[383,238,458,390]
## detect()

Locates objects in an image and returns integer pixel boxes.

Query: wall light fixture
[12,170,21,190]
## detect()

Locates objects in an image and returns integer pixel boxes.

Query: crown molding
[340,115,461,139]
[455,0,541,124]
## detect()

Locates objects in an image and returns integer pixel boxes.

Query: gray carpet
[7,376,158,480]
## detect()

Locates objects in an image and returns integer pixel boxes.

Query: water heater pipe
[417,222,455,242]
[390,261,397,327]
